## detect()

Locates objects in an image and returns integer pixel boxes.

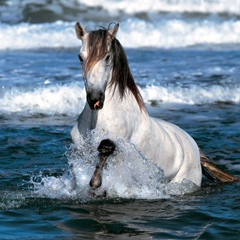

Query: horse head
[75,22,119,110]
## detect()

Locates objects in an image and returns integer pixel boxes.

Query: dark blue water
[0,47,239,239]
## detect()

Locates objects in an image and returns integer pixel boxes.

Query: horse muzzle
[87,91,105,110]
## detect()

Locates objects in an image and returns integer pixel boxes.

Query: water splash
[33,131,199,200]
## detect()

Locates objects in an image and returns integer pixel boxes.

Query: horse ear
[75,22,87,40]
[109,23,119,38]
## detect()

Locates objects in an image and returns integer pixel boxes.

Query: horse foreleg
[89,139,116,189]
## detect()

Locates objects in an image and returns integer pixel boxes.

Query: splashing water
[33,131,199,200]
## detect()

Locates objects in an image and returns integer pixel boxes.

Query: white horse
[71,22,239,189]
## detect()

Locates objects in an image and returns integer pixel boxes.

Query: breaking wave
[0,0,240,50]
[0,82,239,118]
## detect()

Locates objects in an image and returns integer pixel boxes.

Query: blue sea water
[0,0,240,239]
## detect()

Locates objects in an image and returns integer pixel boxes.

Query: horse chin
[92,106,103,111]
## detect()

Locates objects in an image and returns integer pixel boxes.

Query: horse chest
[96,110,134,139]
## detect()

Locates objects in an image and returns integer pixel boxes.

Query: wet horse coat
[71,22,202,187]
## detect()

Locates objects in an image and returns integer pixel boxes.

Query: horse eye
[105,54,110,63]
[78,54,83,63]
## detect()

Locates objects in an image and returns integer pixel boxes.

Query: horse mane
[86,26,146,111]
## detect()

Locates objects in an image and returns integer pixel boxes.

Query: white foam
[0,21,78,50]
[118,18,240,49]
[34,133,198,200]
[80,0,240,15]
[2,0,240,25]
[0,82,85,116]
[140,84,240,105]
[0,83,239,118]
[0,17,240,50]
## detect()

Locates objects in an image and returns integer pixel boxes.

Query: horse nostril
[94,100,101,110]
[87,91,105,110]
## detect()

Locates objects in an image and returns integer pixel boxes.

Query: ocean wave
[0,18,240,50]
[140,84,240,105]
[0,21,78,50]
[0,83,239,117]
[0,83,85,116]
[1,0,240,24]
[1,0,240,50]
[81,0,240,18]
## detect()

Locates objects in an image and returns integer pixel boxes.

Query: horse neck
[83,82,149,143]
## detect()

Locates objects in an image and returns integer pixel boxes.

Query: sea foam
[0,18,240,50]
[1,0,240,51]
[0,82,239,117]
